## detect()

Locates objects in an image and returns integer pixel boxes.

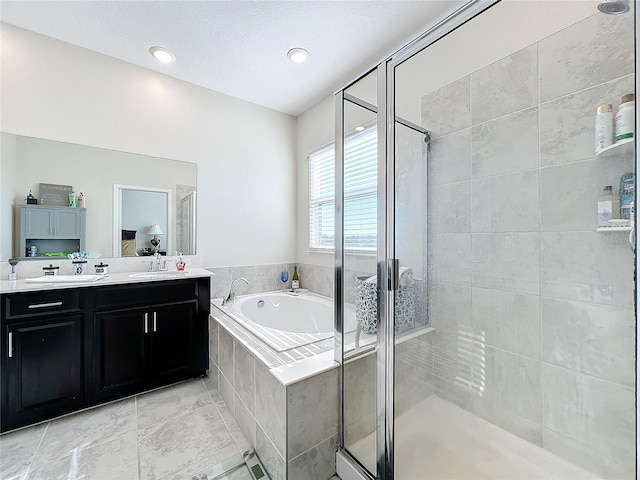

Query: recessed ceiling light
[287,48,309,64]
[355,126,365,132]
[149,46,176,64]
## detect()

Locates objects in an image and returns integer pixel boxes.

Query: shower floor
[347,395,599,479]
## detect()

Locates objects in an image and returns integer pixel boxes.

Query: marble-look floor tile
[34,398,136,465]
[136,379,213,430]
[0,423,47,480]
[138,405,238,480]
[28,431,139,480]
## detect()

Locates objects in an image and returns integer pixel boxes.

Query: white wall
[1,23,296,268]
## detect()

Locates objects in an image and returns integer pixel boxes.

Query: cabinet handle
[8,332,12,358]
[144,313,149,334]
[153,312,157,332]
[28,301,63,309]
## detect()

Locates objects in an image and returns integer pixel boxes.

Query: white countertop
[0,267,213,294]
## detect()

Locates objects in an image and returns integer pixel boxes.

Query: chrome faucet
[222,277,250,306]
[148,252,167,272]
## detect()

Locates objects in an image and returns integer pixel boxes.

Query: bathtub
[218,291,356,352]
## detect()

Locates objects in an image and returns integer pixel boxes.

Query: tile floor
[0,378,251,480]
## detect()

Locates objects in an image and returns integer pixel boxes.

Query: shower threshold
[192,449,270,480]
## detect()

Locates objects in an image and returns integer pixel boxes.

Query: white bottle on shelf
[615,94,635,142]
[595,104,613,153]
[597,185,616,227]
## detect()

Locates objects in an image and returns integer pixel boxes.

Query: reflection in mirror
[0,133,197,261]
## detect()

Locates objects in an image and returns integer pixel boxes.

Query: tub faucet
[222,277,250,306]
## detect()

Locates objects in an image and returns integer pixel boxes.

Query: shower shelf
[596,226,632,231]
[596,138,634,158]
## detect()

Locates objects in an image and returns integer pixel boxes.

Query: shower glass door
[338,70,379,478]
[388,1,637,479]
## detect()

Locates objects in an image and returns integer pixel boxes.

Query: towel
[361,267,414,287]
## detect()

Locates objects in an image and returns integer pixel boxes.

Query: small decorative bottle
[78,192,85,208]
[292,265,300,291]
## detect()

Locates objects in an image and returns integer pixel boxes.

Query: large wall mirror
[0,133,197,261]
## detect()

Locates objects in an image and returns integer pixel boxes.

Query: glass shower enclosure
[336,1,638,479]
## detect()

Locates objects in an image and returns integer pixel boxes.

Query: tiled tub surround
[209,314,339,480]
[206,263,334,300]
[421,11,635,479]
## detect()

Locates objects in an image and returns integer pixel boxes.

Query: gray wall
[422,12,635,479]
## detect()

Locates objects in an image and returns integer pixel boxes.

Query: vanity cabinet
[1,289,83,430]
[1,276,210,432]
[18,205,86,258]
[92,299,198,402]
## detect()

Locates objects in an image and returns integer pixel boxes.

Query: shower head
[597,0,630,14]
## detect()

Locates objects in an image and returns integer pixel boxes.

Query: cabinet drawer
[4,290,82,319]
[94,280,197,310]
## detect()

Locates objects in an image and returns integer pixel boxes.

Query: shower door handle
[388,258,400,291]
[629,226,635,253]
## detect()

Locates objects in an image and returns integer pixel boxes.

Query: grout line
[134,395,141,480]
[23,421,49,478]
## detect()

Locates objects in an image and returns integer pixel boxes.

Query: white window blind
[309,127,377,252]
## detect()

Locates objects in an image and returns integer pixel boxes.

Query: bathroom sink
[128,271,186,279]
[25,275,107,283]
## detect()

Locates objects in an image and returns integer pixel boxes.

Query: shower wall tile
[428,282,471,336]
[428,128,471,186]
[431,331,477,411]
[428,233,471,286]
[287,434,338,480]
[539,74,634,167]
[234,342,256,414]
[471,395,542,446]
[471,233,540,295]
[540,231,634,307]
[541,298,634,386]
[541,364,635,479]
[471,170,540,233]
[255,361,286,457]
[470,44,538,124]
[395,335,434,414]
[287,367,339,459]
[539,12,634,103]
[421,76,470,137]
[256,426,286,480]
[540,156,635,231]
[483,346,542,423]
[471,288,541,359]
[471,107,539,178]
[218,327,234,387]
[428,181,471,233]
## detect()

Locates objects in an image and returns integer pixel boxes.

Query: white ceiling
[0,0,459,116]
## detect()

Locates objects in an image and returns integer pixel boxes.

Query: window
[309,126,377,252]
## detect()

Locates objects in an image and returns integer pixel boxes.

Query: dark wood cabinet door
[93,307,148,398]
[4,314,82,428]
[150,301,196,381]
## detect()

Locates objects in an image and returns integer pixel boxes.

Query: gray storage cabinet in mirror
[19,205,86,259]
